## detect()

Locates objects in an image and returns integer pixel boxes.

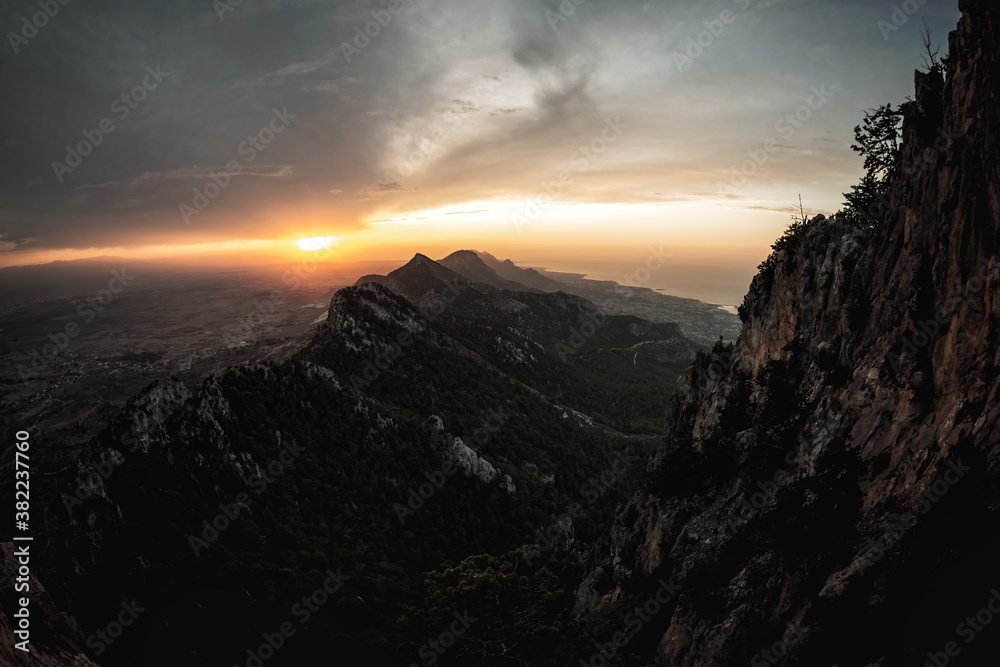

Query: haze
[0,0,960,304]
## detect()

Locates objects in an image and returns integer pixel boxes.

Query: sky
[0,0,962,302]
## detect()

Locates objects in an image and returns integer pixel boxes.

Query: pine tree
[836,104,903,227]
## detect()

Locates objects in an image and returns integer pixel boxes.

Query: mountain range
[1,242,711,666]
[1,1,996,665]
[359,249,741,348]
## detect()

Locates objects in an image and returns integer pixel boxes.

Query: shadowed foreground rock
[576,1,1000,664]
[0,542,101,667]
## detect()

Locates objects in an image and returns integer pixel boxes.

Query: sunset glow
[296,236,339,252]
[0,0,962,303]
[2,2,990,664]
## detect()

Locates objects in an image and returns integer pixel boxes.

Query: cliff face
[579,1,1000,664]
[0,543,101,667]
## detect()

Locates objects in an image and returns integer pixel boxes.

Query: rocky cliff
[0,543,101,667]
[577,1,1000,664]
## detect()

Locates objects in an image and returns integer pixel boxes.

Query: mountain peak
[438,250,531,292]
[408,252,437,265]
[475,252,565,293]
[370,252,471,303]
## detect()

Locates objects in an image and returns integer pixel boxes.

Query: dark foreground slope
[6,263,698,665]
[575,2,1000,665]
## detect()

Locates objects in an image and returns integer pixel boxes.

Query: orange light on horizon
[296,236,339,252]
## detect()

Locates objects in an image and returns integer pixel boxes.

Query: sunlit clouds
[0,0,961,274]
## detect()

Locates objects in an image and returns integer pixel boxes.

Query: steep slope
[31,272,693,665]
[533,267,741,347]
[364,251,740,348]
[35,357,643,665]
[314,281,697,432]
[575,2,1000,665]
[476,250,742,346]
[477,251,568,292]
[356,253,696,356]
[348,255,701,431]
[438,250,533,292]
[383,253,473,303]
[0,542,101,667]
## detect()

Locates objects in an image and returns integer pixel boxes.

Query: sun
[296,236,338,252]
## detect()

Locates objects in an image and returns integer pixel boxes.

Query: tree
[837,25,946,228]
[836,103,903,228]
[790,193,807,226]
[919,20,946,78]
[753,197,812,291]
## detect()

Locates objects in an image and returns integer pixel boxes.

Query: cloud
[0,0,963,256]
[252,52,341,86]
[160,164,296,179]
[78,165,295,190]
[203,0,301,24]
[443,99,483,115]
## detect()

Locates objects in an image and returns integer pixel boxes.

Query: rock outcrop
[0,543,101,667]
[422,416,516,495]
[577,1,1000,664]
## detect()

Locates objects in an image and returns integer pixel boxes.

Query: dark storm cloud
[0,0,395,250]
[0,0,964,258]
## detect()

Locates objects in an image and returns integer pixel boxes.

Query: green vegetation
[836,103,904,228]
[71,287,671,666]
[836,25,946,228]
